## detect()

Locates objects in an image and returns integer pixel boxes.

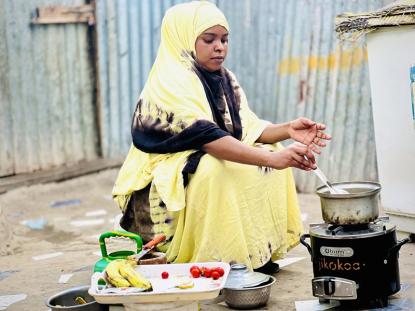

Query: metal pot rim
[316,181,381,198]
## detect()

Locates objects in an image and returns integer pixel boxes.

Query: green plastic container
[93,230,142,273]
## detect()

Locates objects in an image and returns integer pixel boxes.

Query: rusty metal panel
[217,0,390,192]
[0,0,98,176]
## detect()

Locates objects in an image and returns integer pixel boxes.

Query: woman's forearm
[202,135,317,170]
[256,123,290,144]
[202,136,272,167]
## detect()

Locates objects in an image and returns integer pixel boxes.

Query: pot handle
[386,237,410,261]
[300,234,313,260]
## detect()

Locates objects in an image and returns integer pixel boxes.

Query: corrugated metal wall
[1,0,390,191]
[218,0,390,192]
[0,0,98,176]
[96,0,389,192]
[95,0,210,158]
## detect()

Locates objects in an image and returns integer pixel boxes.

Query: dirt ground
[0,168,414,311]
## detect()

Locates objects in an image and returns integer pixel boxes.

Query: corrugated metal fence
[96,0,388,192]
[1,0,390,192]
[217,0,390,192]
[96,0,192,159]
[0,0,98,176]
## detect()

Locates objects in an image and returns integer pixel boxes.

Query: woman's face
[195,25,228,72]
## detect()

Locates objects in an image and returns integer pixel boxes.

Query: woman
[112,1,330,273]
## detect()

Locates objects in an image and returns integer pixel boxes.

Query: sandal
[253,260,280,275]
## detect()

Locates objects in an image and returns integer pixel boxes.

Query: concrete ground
[0,168,414,311]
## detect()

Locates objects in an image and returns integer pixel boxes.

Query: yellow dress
[166,143,302,269]
[112,1,303,270]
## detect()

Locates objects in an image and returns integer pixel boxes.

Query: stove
[301,218,410,309]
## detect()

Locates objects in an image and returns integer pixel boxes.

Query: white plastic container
[366,25,415,234]
[89,262,229,305]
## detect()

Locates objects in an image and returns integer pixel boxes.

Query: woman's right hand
[268,143,317,171]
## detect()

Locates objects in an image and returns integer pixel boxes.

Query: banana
[105,259,131,288]
[74,296,87,305]
[118,260,152,290]
[174,276,194,289]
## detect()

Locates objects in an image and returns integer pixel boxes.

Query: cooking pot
[316,181,381,225]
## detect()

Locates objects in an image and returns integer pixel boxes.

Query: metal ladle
[303,155,349,194]
[312,166,348,194]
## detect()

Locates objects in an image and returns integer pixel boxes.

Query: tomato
[216,267,225,277]
[203,267,212,278]
[190,268,201,278]
[161,271,169,279]
[211,271,220,280]
[189,265,200,273]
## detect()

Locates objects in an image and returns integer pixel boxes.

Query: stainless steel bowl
[223,276,276,309]
[45,285,108,311]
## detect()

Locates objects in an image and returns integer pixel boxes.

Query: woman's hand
[288,117,331,154]
[269,142,317,171]
[203,136,316,171]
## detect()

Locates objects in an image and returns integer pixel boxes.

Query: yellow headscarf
[138,1,229,137]
[113,1,269,213]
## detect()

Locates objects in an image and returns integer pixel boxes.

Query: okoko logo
[317,257,361,272]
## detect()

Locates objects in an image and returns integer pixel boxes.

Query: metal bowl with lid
[223,264,276,309]
[224,263,270,289]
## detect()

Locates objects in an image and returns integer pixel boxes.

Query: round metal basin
[45,285,108,311]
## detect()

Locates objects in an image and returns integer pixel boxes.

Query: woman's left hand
[288,117,331,154]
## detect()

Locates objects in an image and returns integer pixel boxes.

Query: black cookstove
[300,218,410,310]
